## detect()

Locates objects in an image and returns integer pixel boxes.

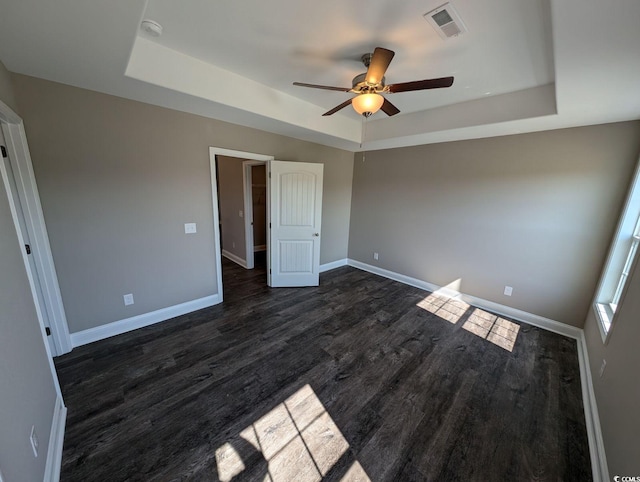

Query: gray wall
[217,155,247,260]
[0,61,59,482]
[349,122,640,327]
[0,60,17,113]
[12,74,354,333]
[583,227,640,476]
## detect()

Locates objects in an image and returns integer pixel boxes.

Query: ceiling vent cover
[424,3,467,39]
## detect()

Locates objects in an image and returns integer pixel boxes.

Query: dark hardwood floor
[55,253,592,481]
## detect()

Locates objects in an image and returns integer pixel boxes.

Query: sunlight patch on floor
[416,279,470,323]
[215,384,371,481]
[417,293,470,324]
[462,308,520,351]
[215,443,246,481]
[341,460,371,481]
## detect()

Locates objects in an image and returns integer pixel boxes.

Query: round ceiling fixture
[140,19,163,37]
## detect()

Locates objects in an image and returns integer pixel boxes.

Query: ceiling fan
[293,47,454,118]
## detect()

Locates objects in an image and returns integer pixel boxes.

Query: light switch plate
[184,223,197,234]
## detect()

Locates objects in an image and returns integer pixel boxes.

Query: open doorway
[243,161,268,270]
[210,148,273,294]
[216,155,269,273]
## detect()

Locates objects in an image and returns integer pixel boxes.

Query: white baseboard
[320,258,348,273]
[346,258,606,480]
[254,244,266,252]
[222,249,248,268]
[458,291,582,339]
[577,334,609,482]
[70,294,221,347]
[44,396,66,482]
[347,259,581,339]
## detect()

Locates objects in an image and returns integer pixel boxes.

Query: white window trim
[593,156,640,343]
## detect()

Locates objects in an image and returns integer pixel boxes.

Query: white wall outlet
[184,223,197,234]
[123,293,134,306]
[373,252,379,260]
[599,359,607,377]
[30,425,39,457]
[239,210,243,218]
[504,286,513,296]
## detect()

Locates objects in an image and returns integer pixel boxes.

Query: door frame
[242,160,268,270]
[0,99,72,358]
[209,147,274,294]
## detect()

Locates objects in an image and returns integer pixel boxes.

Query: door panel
[269,161,323,287]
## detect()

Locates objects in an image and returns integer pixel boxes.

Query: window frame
[593,157,640,343]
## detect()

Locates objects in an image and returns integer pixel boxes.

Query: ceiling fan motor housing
[351,73,385,93]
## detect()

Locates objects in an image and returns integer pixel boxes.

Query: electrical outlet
[30,425,38,457]
[599,359,607,377]
[373,252,379,260]
[184,223,197,234]
[239,210,243,218]
[504,286,513,296]
[232,242,235,248]
[123,293,134,306]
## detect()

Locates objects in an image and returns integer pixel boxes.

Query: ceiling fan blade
[381,98,400,116]
[293,82,351,92]
[322,98,353,116]
[387,76,454,93]
[365,47,395,85]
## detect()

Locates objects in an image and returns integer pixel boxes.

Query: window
[593,157,640,342]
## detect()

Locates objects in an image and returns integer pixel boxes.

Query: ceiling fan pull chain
[361,116,367,162]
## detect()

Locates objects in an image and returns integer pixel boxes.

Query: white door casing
[209,147,274,293]
[0,99,71,364]
[269,160,323,287]
[1,147,58,355]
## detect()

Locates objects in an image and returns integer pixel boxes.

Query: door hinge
[268,172,271,178]
[1,145,7,158]
[45,327,51,336]
[269,222,271,229]
[269,268,272,274]
[25,244,31,255]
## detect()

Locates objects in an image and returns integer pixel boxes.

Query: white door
[269,161,323,287]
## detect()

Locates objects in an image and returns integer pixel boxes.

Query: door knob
[313,233,320,237]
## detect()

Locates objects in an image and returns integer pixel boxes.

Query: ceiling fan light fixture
[352,93,384,116]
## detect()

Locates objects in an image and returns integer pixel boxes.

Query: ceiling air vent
[424,3,467,40]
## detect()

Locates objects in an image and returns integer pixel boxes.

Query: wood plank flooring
[55,254,592,481]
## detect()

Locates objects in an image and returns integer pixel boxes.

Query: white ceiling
[0,0,638,152]
[143,0,554,115]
